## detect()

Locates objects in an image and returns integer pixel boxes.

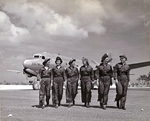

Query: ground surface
[0,88,150,121]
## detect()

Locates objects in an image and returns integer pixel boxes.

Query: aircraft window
[34,55,39,58]
[42,56,45,59]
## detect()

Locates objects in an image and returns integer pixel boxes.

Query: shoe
[103,105,106,110]
[42,105,45,109]
[86,103,90,108]
[45,104,49,107]
[39,101,43,107]
[68,103,72,108]
[122,106,126,110]
[84,103,86,107]
[100,103,103,108]
[55,104,58,108]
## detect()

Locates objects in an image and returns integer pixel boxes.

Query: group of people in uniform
[37,53,130,110]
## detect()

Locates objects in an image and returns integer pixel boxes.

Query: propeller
[91,60,99,66]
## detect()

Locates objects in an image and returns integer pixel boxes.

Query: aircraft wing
[91,58,113,67]
[129,61,150,70]
[7,69,22,73]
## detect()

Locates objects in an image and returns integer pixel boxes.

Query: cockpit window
[34,55,39,58]
[33,54,45,59]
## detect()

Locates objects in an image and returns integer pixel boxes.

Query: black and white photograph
[0,0,150,121]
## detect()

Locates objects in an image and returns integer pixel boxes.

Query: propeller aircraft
[7,52,150,90]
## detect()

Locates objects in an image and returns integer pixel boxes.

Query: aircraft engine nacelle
[23,68,38,77]
[23,58,44,70]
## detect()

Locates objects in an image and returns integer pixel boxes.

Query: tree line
[131,72,150,87]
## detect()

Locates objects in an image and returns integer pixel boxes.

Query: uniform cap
[55,56,63,63]
[101,53,108,62]
[82,57,89,65]
[119,54,127,61]
[82,57,88,62]
[43,58,50,65]
[69,59,76,65]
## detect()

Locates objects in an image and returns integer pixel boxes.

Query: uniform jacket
[37,67,51,80]
[80,65,94,81]
[113,62,130,81]
[66,66,79,81]
[96,63,113,79]
[51,66,67,81]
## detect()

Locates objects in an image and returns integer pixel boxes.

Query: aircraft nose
[23,60,32,68]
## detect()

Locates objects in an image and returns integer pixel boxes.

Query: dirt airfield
[1,88,150,121]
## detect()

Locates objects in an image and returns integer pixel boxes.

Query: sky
[0,0,150,83]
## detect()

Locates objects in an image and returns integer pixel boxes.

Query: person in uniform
[96,54,113,110]
[114,54,130,110]
[37,58,51,109]
[51,57,66,108]
[65,59,79,107]
[80,57,94,108]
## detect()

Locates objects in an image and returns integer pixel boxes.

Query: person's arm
[95,67,99,80]
[91,67,94,82]
[76,68,79,81]
[79,67,82,80]
[62,68,67,88]
[37,69,41,81]
[78,67,81,86]
[51,68,54,86]
[127,65,130,82]
[109,65,113,86]
[113,64,118,84]
[63,68,67,81]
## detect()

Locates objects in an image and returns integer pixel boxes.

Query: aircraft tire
[32,81,40,90]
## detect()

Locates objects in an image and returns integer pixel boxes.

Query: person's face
[82,60,87,65]
[120,57,126,63]
[56,60,61,66]
[71,61,75,67]
[103,57,109,64]
[45,60,50,67]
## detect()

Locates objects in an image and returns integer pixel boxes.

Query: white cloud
[72,0,107,34]
[0,11,30,42]
[1,2,88,38]
[44,14,88,38]
[1,0,108,39]
[0,11,11,32]
[84,20,106,34]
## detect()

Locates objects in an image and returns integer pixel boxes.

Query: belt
[118,74,127,76]
[41,76,50,78]
[100,75,110,77]
[54,76,63,78]
[67,75,77,78]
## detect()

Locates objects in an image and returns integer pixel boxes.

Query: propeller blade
[91,60,99,66]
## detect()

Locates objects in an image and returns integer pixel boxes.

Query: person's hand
[51,80,53,87]
[78,80,81,86]
[64,80,67,87]
[96,79,99,87]
[115,80,118,85]
[92,80,96,85]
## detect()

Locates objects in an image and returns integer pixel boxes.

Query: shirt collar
[56,65,61,69]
